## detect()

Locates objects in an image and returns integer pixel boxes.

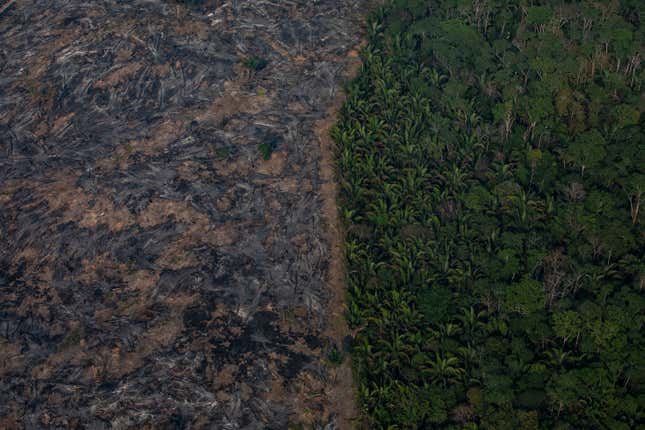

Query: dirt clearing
[0,1,364,428]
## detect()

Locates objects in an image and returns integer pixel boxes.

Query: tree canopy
[334,0,644,428]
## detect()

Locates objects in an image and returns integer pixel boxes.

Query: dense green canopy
[334,1,643,428]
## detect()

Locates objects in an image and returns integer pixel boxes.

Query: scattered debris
[0,0,16,18]
[0,0,365,428]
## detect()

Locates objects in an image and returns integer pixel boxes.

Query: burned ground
[0,1,364,428]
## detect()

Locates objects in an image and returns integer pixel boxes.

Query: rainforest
[333,0,643,428]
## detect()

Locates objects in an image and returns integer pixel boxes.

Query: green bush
[243,56,268,71]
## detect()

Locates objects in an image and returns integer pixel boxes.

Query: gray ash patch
[0,0,364,428]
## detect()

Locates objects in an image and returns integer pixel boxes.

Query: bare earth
[0,1,364,428]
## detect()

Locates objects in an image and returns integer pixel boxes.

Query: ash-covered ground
[0,1,364,428]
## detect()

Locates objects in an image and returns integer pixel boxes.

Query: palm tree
[439,322,462,341]
[424,352,465,387]
[457,342,479,374]
[544,348,570,369]
[457,306,487,338]
[425,68,448,87]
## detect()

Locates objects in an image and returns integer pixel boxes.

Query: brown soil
[0,0,366,429]
[314,42,366,430]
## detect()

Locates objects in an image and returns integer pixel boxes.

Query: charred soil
[0,1,364,428]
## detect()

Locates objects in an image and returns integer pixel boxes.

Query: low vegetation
[334,1,643,428]
[243,56,269,72]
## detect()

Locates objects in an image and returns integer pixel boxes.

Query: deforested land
[0,1,364,428]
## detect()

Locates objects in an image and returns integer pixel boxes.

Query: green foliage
[243,56,268,71]
[526,6,553,27]
[418,285,451,325]
[327,345,344,367]
[564,130,607,175]
[504,278,544,314]
[258,142,273,160]
[215,147,231,159]
[335,0,643,428]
